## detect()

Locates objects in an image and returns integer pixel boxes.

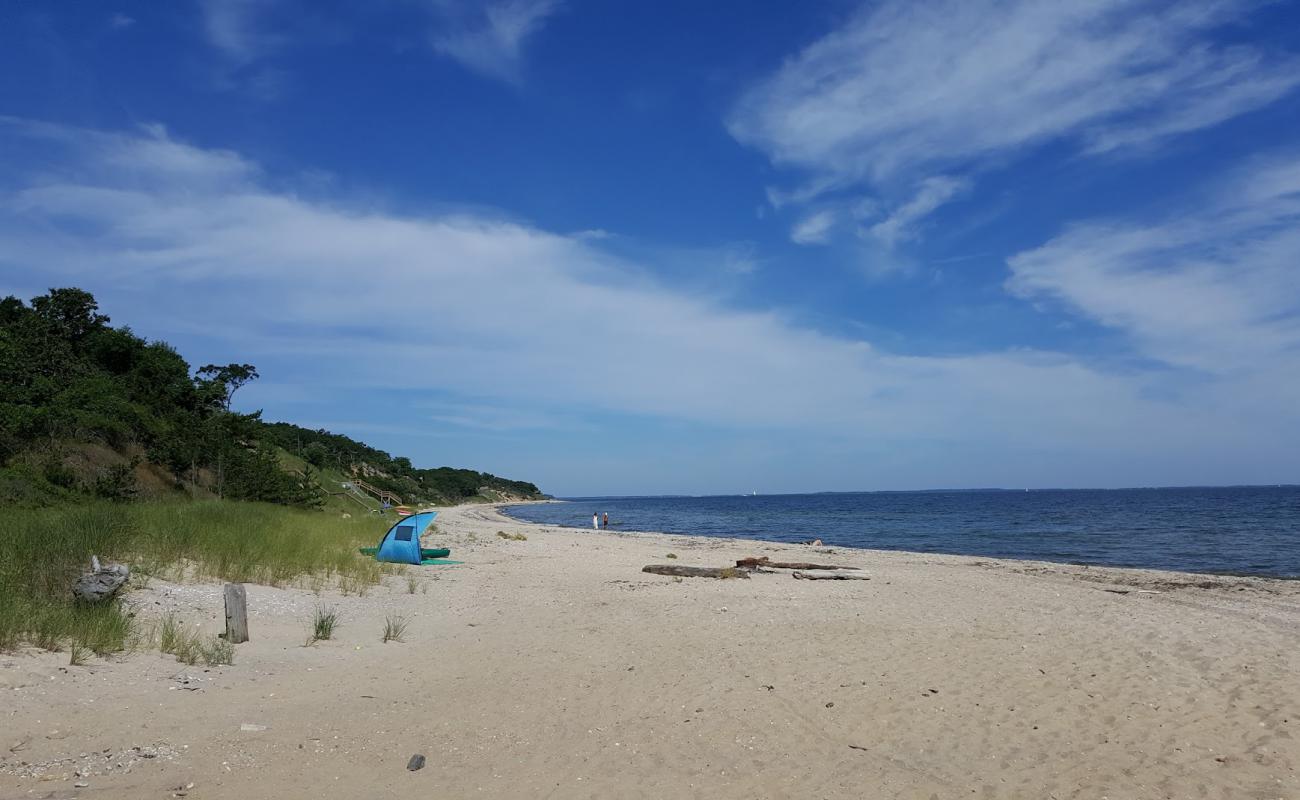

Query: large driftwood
[643,565,750,579]
[736,557,858,571]
[71,556,129,603]
[792,570,870,581]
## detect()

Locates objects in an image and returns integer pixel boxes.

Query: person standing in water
[592,512,599,530]
[603,512,609,529]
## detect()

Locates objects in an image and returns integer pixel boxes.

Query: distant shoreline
[493,493,1300,582]
[526,483,1300,500]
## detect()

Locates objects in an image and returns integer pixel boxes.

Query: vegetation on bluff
[0,287,544,507]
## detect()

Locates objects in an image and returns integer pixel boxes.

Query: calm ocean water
[502,486,1300,578]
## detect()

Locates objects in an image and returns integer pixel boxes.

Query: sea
[501,486,1300,578]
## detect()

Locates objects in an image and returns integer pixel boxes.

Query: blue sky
[2,0,1300,495]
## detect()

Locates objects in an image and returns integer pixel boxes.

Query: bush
[43,461,77,489]
[90,459,139,501]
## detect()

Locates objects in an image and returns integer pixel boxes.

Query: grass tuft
[310,605,339,643]
[33,627,63,652]
[157,613,234,665]
[68,641,91,666]
[496,530,527,541]
[665,553,678,559]
[406,576,419,594]
[158,612,182,654]
[381,615,408,643]
[202,636,235,666]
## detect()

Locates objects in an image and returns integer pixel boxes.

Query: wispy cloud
[196,0,297,100]
[790,209,837,245]
[428,0,561,83]
[866,176,968,247]
[1008,154,1300,375]
[1,119,1297,486]
[109,13,135,31]
[731,0,1300,245]
[200,0,278,66]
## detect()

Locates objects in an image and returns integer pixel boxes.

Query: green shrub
[89,460,139,501]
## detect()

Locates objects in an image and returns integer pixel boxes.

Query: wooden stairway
[350,477,402,507]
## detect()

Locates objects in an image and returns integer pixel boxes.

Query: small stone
[406,754,426,771]
[74,782,88,788]
[825,702,835,708]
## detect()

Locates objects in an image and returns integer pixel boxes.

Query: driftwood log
[736,557,857,571]
[643,565,750,579]
[71,556,130,603]
[792,570,870,580]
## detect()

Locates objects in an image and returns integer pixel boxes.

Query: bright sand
[2,503,1298,799]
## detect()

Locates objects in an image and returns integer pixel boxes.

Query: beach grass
[309,605,340,643]
[0,500,389,653]
[381,614,408,643]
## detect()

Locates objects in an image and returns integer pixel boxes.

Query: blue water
[502,486,1300,578]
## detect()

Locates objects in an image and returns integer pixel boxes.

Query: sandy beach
[2,503,1298,799]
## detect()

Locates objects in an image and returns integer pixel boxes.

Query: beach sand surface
[2,504,1298,799]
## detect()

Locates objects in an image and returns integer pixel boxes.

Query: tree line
[0,288,543,507]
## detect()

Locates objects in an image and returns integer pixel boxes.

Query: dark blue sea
[502,486,1300,578]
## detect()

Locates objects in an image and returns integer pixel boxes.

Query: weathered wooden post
[224,583,249,644]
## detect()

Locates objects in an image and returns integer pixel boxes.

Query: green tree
[30,288,110,345]
[302,441,329,468]
[196,363,259,411]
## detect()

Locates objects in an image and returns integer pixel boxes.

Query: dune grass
[381,614,408,643]
[156,612,235,665]
[308,604,340,644]
[0,499,389,654]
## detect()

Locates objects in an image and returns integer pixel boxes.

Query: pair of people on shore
[592,512,610,529]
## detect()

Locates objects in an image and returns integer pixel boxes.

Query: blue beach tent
[375,511,437,565]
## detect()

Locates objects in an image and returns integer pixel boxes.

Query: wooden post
[224,583,249,644]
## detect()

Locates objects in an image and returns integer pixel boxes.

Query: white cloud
[866,176,968,246]
[200,0,278,65]
[1,120,1297,487]
[109,13,135,30]
[731,0,1300,242]
[429,0,560,82]
[790,209,837,245]
[1008,154,1300,375]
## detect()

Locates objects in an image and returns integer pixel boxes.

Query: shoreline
[492,501,1300,584]
[2,503,1297,798]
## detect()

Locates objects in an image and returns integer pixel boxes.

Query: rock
[71,556,129,604]
[406,754,426,771]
